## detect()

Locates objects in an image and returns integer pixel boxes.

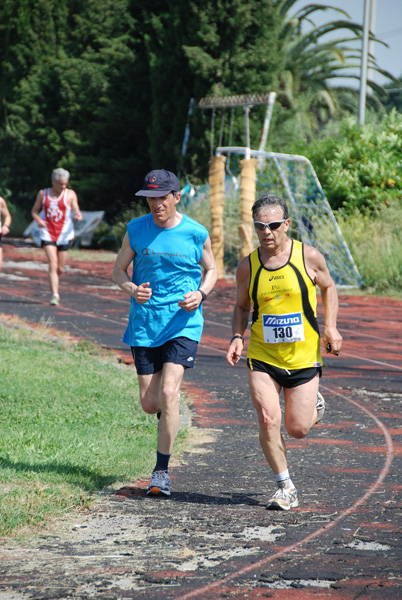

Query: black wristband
[198,289,207,302]
[230,334,244,344]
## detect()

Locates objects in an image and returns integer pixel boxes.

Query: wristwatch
[230,334,244,344]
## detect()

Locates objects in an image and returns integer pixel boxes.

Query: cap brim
[135,189,179,197]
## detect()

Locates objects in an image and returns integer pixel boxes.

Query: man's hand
[135,282,152,304]
[226,338,243,366]
[178,291,203,312]
[323,326,342,356]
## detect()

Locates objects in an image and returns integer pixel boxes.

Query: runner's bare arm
[69,190,82,221]
[304,245,343,356]
[0,197,11,234]
[179,235,218,312]
[31,190,46,228]
[113,233,152,303]
[226,257,251,366]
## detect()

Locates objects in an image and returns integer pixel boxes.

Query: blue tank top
[122,213,209,347]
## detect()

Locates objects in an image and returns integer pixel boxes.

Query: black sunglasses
[253,219,286,231]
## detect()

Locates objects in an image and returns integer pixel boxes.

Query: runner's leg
[157,362,185,455]
[138,371,163,415]
[138,365,183,453]
[43,244,59,296]
[248,369,287,475]
[57,248,69,279]
[283,374,320,438]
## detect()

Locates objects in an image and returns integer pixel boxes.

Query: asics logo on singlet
[269,275,284,281]
[263,313,302,326]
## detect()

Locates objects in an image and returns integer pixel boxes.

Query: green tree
[0,0,395,225]
[381,77,402,113]
[272,1,392,131]
[0,0,145,219]
[137,0,281,180]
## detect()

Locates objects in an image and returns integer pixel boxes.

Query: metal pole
[358,0,371,125]
[367,0,377,86]
[180,98,195,170]
[257,91,277,169]
[243,106,251,160]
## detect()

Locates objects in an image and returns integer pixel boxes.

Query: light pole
[367,0,377,84]
[358,0,372,124]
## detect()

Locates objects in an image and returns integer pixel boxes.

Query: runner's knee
[286,422,310,439]
[256,406,281,433]
[140,390,159,414]
[141,400,159,415]
[160,385,180,410]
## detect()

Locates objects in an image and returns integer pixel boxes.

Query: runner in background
[31,168,82,305]
[226,193,342,511]
[0,196,12,271]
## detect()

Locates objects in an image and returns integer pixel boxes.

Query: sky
[292,0,402,87]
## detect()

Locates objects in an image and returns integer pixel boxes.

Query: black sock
[154,450,170,472]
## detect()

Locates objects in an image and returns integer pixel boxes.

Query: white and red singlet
[40,188,75,245]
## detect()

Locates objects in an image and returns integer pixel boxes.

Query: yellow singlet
[247,239,322,370]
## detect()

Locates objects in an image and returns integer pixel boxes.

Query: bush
[6,201,30,236]
[293,109,402,214]
[112,200,148,246]
[338,200,402,293]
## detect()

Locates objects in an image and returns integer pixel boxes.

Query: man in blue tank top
[113,169,217,497]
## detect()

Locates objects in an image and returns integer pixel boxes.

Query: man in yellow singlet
[226,193,342,511]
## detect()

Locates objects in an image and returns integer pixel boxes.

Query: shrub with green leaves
[297,109,402,214]
[337,200,402,293]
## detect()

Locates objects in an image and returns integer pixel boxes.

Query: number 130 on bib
[262,312,305,344]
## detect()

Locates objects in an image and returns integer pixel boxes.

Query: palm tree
[275,0,393,128]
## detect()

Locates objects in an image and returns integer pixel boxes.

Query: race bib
[262,312,305,344]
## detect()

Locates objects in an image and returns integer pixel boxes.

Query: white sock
[275,470,294,489]
[275,469,289,482]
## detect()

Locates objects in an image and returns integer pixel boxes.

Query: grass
[11,246,117,263]
[338,201,402,295]
[68,248,117,262]
[0,320,188,538]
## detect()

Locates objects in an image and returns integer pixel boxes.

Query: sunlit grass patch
[0,324,188,537]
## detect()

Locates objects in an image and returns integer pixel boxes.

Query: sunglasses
[253,219,286,231]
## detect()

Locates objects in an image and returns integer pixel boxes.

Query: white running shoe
[266,482,299,511]
[50,294,60,306]
[147,470,171,497]
[315,391,326,424]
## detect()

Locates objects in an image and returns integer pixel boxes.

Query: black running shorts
[247,358,321,388]
[131,337,198,375]
[41,240,72,252]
